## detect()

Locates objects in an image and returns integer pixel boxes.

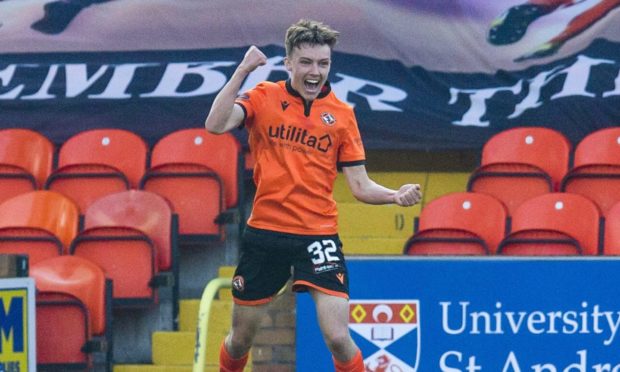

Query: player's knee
[229,328,257,353]
[324,332,352,355]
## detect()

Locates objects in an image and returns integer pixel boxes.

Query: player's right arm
[205,45,267,134]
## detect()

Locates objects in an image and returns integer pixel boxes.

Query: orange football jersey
[236,80,365,235]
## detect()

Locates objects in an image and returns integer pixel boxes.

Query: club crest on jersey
[349,300,420,372]
[321,112,336,126]
[232,276,245,292]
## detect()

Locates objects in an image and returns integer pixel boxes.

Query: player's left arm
[342,164,422,207]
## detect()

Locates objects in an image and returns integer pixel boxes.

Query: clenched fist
[394,184,422,207]
[238,45,268,74]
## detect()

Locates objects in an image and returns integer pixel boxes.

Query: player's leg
[291,234,364,371]
[220,302,269,371]
[488,0,576,45]
[220,226,293,371]
[310,289,365,372]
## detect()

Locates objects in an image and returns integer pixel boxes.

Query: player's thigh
[292,235,349,297]
[232,227,294,303]
[310,289,351,339]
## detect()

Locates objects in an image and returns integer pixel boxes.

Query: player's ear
[284,56,292,72]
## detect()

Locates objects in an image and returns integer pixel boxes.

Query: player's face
[285,43,332,101]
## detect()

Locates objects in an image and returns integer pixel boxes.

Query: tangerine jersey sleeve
[234,82,269,128]
[337,112,366,167]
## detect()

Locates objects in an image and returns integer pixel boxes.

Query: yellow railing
[193,277,232,372]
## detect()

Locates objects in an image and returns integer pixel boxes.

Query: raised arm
[342,164,422,207]
[205,46,268,134]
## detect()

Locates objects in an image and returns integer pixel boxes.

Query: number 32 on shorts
[307,240,340,265]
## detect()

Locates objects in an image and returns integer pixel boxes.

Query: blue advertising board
[297,257,620,371]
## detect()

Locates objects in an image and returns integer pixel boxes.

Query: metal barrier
[192,277,231,372]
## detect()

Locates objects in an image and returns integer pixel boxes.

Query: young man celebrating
[205,19,422,372]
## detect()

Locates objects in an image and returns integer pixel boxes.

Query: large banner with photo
[0,0,619,149]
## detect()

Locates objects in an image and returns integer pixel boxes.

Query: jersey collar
[285,79,332,100]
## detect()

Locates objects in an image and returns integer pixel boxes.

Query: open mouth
[304,79,320,91]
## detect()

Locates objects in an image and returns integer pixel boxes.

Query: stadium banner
[297,258,620,371]
[0,278,36,372]
[0,1,619,149]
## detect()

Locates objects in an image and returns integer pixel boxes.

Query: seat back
[0,227,63,265]
[149,129,241,208]
[407,192,507,254]
[573,127,620,167]
[508,193,600,255]
[71,226,157,303]
[84,190,173,270]
[603,201,620,255]
[0,128,54,186]
[480,127,570,189]
[57,128,148,188]
[36,292,90,367]
[0,190,79,250]
[0,129,54,200]
[31,255,107,335]
[561,128,620,215]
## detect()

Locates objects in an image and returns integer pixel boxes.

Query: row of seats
[404,125,620,256]
[468,126,620,215]
[0,190,178,307]
[0,128,244,241]
[404,191,620,255]
[15,189,180,369]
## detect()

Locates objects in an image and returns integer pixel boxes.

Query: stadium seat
[71,190,178,307]
[0,191,79,264]
[498,193,601,255]
[561,127,620,215]
[468,127,571,215]
[45,129,148,213]
[140,129,242,241]
[0,128,54,203]
[404,192,507,255]
[31,255,112,371]
[603,201,620,255]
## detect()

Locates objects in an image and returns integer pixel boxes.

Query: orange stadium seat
[603,201,620,255]
[468,127,571,215]
[71,190,178,308]
[45,129,148,213]
[32,255,112,371]
[498,193,601,255]
[0,128,54,203]
[0,191,79,264]
[404,192,507,255]
[562,127,620,216]
[140,129,242,241]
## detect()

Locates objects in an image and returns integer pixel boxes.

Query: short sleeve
[234,82,268,128]
[338,113,366,167]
